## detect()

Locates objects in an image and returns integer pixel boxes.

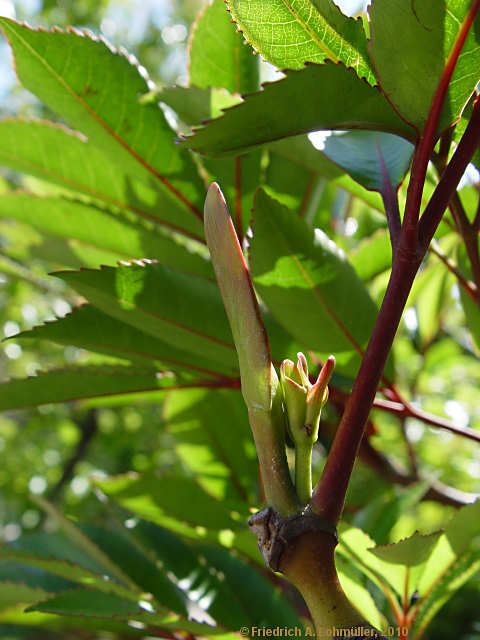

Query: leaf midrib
[23,329,232,377]
[59,275,237,358]
[0,148,204,242]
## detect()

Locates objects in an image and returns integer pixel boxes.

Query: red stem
[330,385,480,444]
[430,240,480,306]
[311,243,422,522]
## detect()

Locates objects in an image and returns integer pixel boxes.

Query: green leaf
[189,0,259,94]
[0,119,204,240]
[320,131,414,192]
[266,135,383,212]
[0,582,49,612]
[249,189,383,378]
[152,85,242,127]
[413,262,452,347]
[53,262,239,373]
[16,305,233,377]
[0,193,212,278]
[267,136,386,214]
[150,85,213,126]
[129,520,265,627]
[164,388,258,501]
[350,229,391,281]
[335,556,387,631]
[203,153,262,236]
[95,472,248,533]
[0,558,74,596]
[0,549,140,602]
[267,135,343,180]
[457,242,480,351]
[12,531,116,578]
[264,153,324,213]
[0,365,182,410]
[412,549,480,637]
[226,0,375,83]
[386,533,444,572]
[337,524,404,602]
[32,496,144,595]
[418,500,480,595]
[0,19,205,228]
[368,531,443,597]
[183,63,415,156]
[369,0,480,135]
[26,588,145,618]
[121,521,255,628]
[0,606,148,637]
[78,526,188,616]
[352,481,431,546]
[195,543,301,628]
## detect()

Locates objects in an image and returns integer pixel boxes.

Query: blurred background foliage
[0,1,478,638]
[0,0,207,540]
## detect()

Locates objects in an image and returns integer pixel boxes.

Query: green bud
[280,356,307,441]
[305,355,336,439]
[280,353,335,446]
[280,353,335,506]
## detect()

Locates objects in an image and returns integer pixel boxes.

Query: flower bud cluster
[280,353,335,447]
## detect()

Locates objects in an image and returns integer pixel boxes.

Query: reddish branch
[311,240,423,522]
[359,438,478,507]
[432,156,480,293]
[48,409,98,503]
[329,385,480,444]
[430,240,480,305]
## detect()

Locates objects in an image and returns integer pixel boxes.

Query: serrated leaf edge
[179,60,416,152]
[0,549,140,600]
[24,585,144,618]
[223,0,374,83]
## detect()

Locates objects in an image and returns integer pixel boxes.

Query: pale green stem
[250,407,299,516]
[295,440,313,506]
